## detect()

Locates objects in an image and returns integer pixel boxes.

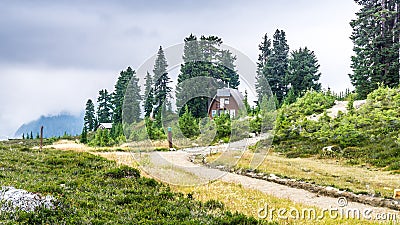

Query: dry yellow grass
[224,150,400,198]
[173,181,383,225]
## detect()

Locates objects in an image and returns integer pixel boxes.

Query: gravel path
[131,135,400,220]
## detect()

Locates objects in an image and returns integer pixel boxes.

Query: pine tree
[80,127,88,144]
[97,89,113,123]
[270,29,290,103]
[112,67,136,124]
[22,133,25,139]
[256,30,289,104]
[122,73,142,124]
[283,87,297,105]
[153,46,171,117]
[30,131,33,139]
[287,47,321,96]
[143,71,154,118]
[256,33,273,103]
[84,99,96,131]
[178,105,200,138]
[350,0,400,98]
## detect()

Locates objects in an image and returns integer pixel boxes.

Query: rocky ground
[0,186,54,212]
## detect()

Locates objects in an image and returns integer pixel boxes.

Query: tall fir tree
[97,89,113,123]
[84,99,96,131]
[256,30,289,104]
[287,47,321,96]
[153,46,171,118]
[122,72,142,124]
[112,67,136,124]
[270,29,290,103]
[350,0,400,98]
[143,71,154,118]
[256,33,273,103]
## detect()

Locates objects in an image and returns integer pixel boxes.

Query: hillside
[14,113,84,138]
[273,86,400,171]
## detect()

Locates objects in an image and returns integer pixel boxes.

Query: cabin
[208,88,244,119]
[95,123,113,131]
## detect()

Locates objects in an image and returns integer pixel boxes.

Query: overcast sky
[0,0,359,138]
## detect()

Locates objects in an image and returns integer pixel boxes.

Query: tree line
[81,31,325,145]
[255,29,322,106]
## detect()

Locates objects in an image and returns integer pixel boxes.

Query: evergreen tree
[176,34,239,117]
[80,127,88,144]
[143,71,154,118]
[112,67,136,124]
[287,47,321,96]
[30,131,33,139]
[269,29,290,103]
[256,33,273,103]
[84,99,96,131]
[122,73,142,124]
[350,0,400,98]
[22,133,25,139]
[90,129,112,147]
[283,87,297,105]
[179,105,200,138]
[97,89,113,123]
[256,30,289,104]
[153,46,171,117]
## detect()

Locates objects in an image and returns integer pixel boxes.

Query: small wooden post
[40,126,44,150]
[167,127,173,149]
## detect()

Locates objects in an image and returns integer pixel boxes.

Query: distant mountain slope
[14,113,83,138]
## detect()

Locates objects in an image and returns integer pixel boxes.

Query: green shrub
[105,165,140,179]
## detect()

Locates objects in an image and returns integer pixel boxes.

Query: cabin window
[220,98,225,108]
[224,98,230,105]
